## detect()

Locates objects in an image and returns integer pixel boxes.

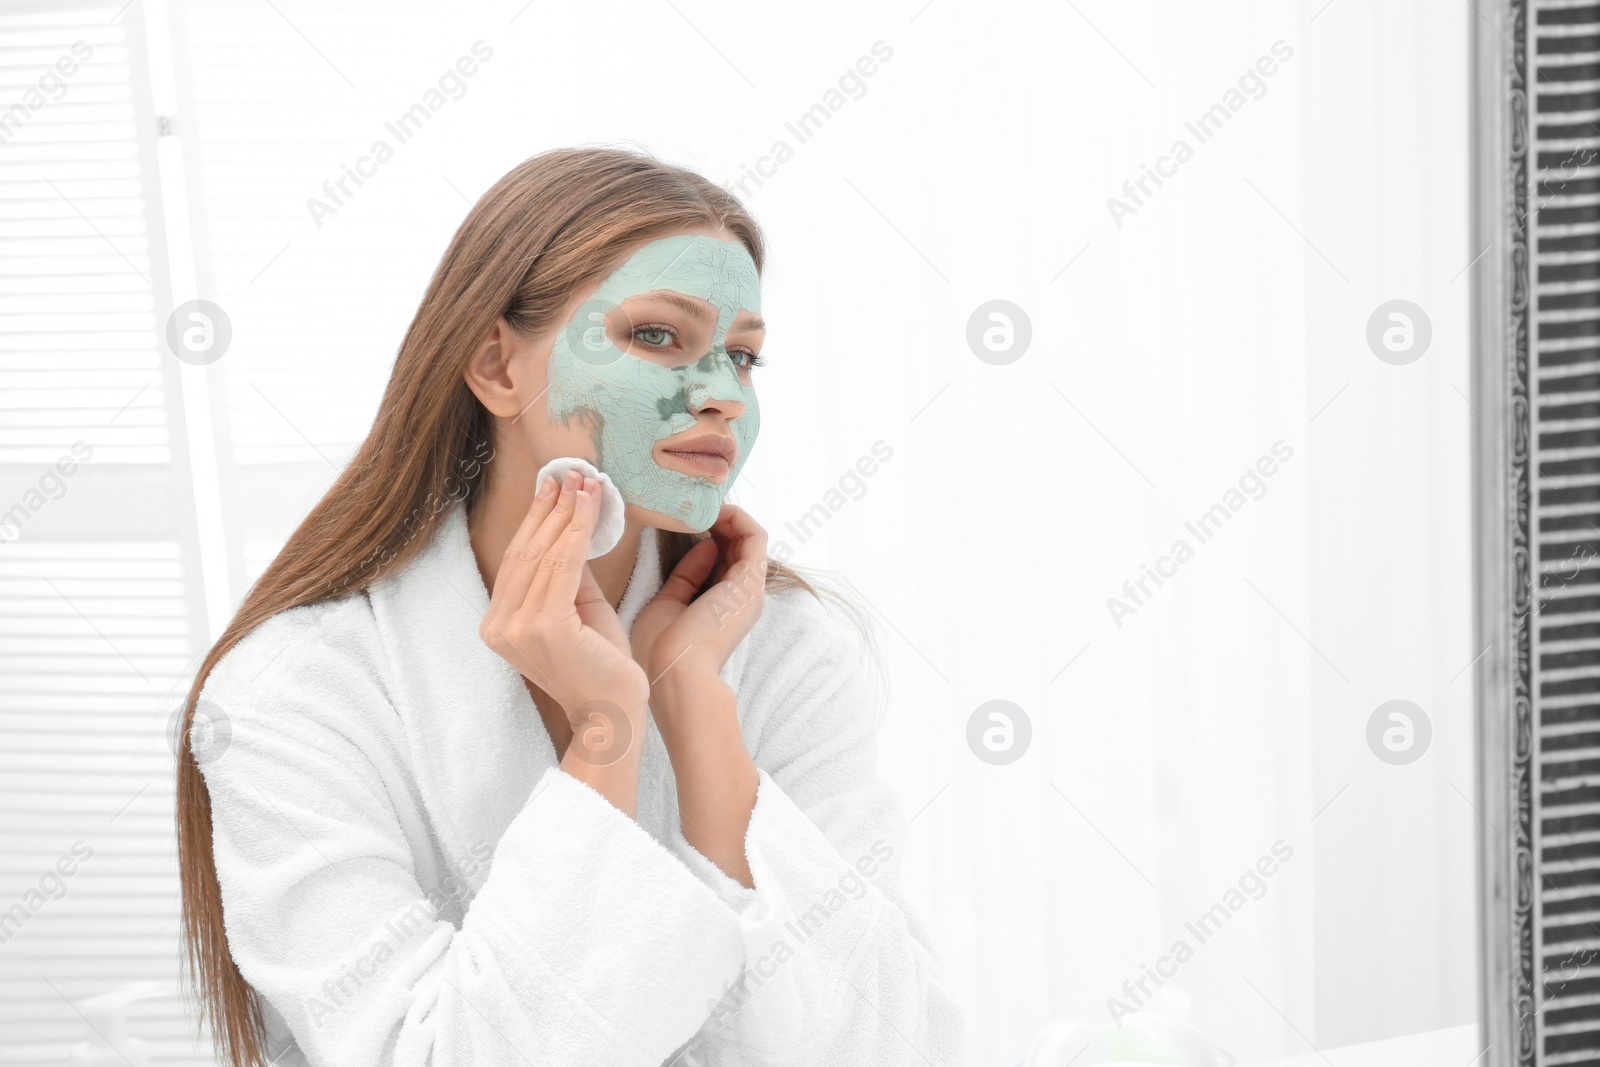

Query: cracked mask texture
[545,233,761,531]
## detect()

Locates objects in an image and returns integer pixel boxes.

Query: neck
[468,465,649,611]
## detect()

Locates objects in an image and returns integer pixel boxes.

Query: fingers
[705,504,768,588]
[520,473,591,592]
[707,503,766,551]
[490,469,577,611]
[524,475,598,615]
[655,537,719,607]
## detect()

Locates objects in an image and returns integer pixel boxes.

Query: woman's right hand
[479,469,650,734]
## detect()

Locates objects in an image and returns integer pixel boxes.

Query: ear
[463,318,532,418]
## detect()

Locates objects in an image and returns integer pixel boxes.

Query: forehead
[592,233,761,317]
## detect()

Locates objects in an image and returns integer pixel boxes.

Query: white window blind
[4,1,485,1059]
[0,0,216,1064]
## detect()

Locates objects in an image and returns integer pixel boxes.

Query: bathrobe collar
[365,501,664,876]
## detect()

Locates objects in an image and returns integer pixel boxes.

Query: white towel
[195,501,965,1066]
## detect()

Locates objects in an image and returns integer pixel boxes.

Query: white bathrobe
[196,500,966,1066]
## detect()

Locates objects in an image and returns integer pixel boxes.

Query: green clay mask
[544,233,761,531]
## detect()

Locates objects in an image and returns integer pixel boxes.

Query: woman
[175,146,965,1066]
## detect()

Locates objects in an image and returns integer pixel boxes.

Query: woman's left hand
[631,503,769,691]
[634,504,766,888]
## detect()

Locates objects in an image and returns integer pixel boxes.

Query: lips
[660,434,737,478]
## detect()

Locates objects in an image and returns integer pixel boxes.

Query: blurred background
[0,0,1474,1063]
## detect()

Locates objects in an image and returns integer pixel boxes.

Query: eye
[727,348,766,370]
[634,324,676,349]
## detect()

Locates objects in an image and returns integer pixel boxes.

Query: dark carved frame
[1473,0,1533,1063]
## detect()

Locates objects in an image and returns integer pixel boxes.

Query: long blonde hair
[175,145,866,1067]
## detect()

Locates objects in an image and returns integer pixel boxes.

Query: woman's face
[533,227,765,533]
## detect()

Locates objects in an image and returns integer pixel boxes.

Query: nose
[685,349,749,418]
[688,384,746,421]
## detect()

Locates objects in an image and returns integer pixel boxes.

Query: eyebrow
[638,290,765,334]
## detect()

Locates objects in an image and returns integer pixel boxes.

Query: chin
[623,503,709,535]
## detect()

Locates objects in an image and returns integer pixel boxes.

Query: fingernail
[575,488,590,511]
[537,476,556,498]
[562,470,578,493]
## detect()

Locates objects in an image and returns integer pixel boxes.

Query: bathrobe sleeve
[196,602,745,1067]
[662,600,967,1066]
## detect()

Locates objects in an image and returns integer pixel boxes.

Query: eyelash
[633,323,765,369]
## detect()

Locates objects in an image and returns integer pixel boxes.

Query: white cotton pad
[534,456,626,559]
